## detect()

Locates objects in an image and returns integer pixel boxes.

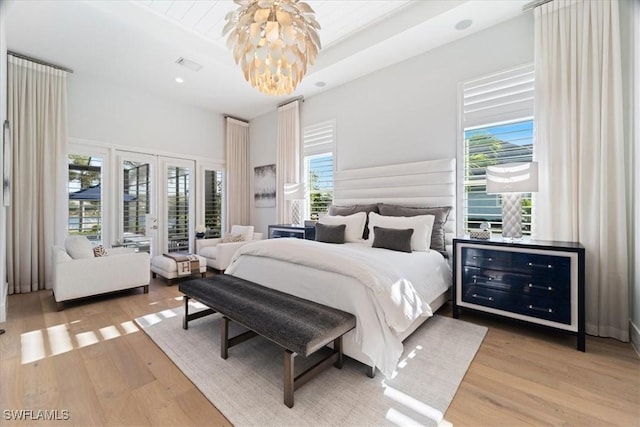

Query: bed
[225,158,456,378]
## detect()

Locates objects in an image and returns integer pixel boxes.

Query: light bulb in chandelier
[223,0,321,96]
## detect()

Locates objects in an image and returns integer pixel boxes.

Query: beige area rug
[137,307,487,427]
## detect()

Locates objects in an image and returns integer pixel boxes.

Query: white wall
[67,73,225,159]
[249,14,534,234]
[0,7,7,323]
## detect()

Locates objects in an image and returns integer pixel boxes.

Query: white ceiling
[3,0,528,120]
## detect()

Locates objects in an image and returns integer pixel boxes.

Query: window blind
[463,64,534,129]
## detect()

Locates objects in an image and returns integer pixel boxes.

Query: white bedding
[225,238,451,378]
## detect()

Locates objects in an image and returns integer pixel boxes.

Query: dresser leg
[577,331,585,352]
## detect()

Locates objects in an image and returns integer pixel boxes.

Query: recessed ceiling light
[315,81,326,87]
[455,19,472,31]
[175,77,184,84]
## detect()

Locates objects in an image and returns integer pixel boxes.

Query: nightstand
[453,237,585,351]
[268,224,316,240]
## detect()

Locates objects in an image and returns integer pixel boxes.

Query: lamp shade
[486,162,538,194]
[284,182,307,200]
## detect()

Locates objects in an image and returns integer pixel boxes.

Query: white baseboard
[631,320,640,358]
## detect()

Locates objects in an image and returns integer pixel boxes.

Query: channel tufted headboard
[332,158,457,256]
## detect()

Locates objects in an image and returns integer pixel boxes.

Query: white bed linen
[225,238,451,378]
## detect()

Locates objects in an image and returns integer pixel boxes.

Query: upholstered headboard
[332,158,456,255]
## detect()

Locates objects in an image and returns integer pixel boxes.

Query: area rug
[137,307,487,427]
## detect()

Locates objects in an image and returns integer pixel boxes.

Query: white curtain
[276,100,301,224]
[7,56,68,293]
[225,117,250,228]
[534,0,628,340]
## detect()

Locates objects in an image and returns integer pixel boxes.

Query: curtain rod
[8,51,74,73]
[224,114,249,123]
[522,0,553,13]
[277,96,304,108]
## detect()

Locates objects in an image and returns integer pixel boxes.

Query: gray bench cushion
[179,275,356,356]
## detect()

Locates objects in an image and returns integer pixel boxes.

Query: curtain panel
[534,0,629,340]
[276,100,301,224]
[225,117,250,229]
[7,56,69,293]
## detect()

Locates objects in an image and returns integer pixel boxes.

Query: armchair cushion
[230,225,254,242]
[65,235,94,259]
[196,231,263,271]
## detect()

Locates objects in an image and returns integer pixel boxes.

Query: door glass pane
[204,170,223,238]
[167,165,190,253]
[68,155,103,243]
[122,160,151,252]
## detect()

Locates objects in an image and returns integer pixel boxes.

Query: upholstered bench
[150,254,207,285]
[179,275,356,408]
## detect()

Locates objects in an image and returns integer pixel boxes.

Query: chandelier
[223,0,321,96]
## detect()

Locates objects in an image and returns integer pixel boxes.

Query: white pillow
[230,225,254,242]
[318,212,367,243]
[367,212,435,251]
[64,235,95,259]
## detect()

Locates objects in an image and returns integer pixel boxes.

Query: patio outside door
[118,153,155,255]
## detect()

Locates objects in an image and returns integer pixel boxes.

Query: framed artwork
[254,164,276,208]
[2,120,10,207]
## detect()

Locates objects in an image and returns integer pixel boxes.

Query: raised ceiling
[3,0,527,119]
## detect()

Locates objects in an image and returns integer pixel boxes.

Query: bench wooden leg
[183,296,190,330]
[334,337,343,369]
[221,316,229,359]
[284,350,295,408]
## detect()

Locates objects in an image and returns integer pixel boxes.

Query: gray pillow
[372,226,413,253]
[315,223,346,244]
[328,204,379,239]
[377,204,451,257]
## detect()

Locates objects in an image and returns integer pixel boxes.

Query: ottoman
[151,254,207,285]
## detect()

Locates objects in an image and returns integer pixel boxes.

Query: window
[204,169,223,238]
[303,121,335,220]
[461,64,534,235]
[167,165,190,253]
[68,154,103,243]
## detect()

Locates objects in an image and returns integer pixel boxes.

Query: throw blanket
[163,253,200,276]
[226,239,438,377]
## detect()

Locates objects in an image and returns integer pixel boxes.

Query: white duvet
[225,238,451,378]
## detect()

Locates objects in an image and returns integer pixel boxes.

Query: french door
[118,152,155,254]
[160,157,195,254]
[117,153,195,256]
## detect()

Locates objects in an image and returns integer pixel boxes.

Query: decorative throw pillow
[367,212,435,251]
[372,226,413,253]
[315,223,346,244]
[64,235,94,259]
[328,204,379,239]
[378,204,452,257]
[222,233,245,243]
[318,212,367,243]
[93,245,108,257]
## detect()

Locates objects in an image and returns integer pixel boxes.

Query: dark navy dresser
[453,237,585,351]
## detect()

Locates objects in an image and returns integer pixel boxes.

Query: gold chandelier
[223,0,321,96]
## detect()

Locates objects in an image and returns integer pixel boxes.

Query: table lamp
[284,182,307,226]
[486,162,538,240]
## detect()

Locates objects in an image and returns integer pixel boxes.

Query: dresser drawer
[462,247,570,277]
[462,285,571,324]
[462,266,570,299]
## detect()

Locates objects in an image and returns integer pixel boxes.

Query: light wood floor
[1,275,638,426]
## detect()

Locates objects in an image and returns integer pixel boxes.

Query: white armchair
[52,236,150,310]
[196,225,263,271]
